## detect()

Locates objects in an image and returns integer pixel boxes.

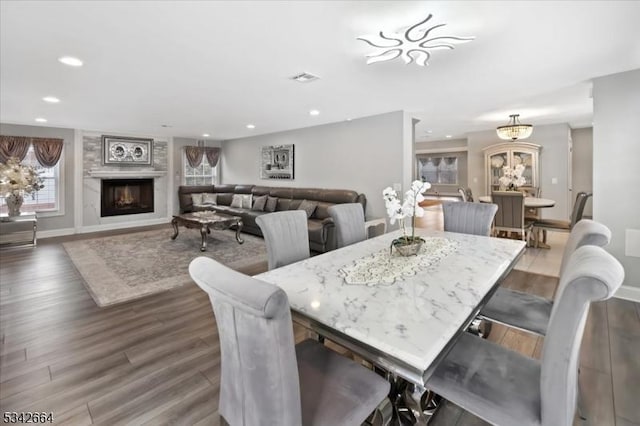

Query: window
[417,156,459,185]
[0,146,61,214]
[183,151,217,185]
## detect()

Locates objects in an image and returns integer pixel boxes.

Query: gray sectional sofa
[178,184,367,253]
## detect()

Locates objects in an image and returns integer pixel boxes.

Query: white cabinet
[483,142,541,194]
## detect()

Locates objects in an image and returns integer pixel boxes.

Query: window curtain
[0,136,30,163]
[185,146,204,168]
[204,147,221,167]
[32,138,64,167]
[0,135,64,166]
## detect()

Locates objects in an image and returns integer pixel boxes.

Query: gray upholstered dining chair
[256,210,310,270]
[426,245,624,426]
[327,203,366,248]
[442,201,498,236]
[533,191,592,247]
[189,257,391,426]
[492,190,532,242]
[480,219,612,336]
[457,187,474,202]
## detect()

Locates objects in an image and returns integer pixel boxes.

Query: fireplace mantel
[88,169,167,179]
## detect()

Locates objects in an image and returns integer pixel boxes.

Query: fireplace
[101,178,154,217]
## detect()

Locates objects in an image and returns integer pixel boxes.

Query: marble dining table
[478,194,556,208]
[254,228,526,386]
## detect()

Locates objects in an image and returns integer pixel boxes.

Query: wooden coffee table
[171,211,244,252]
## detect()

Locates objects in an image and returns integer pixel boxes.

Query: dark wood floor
[0,230,638,425]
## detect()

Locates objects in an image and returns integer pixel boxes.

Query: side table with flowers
[383,180,431,256]
[0,157,44,217]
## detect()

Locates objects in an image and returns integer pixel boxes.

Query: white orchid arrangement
[0,157,44,198]
[498,164,526,189]
[383,180,432,243]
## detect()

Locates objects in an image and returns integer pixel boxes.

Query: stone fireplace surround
[81,134,169,229]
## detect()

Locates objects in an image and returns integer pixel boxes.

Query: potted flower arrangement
[383,180,431,256]
[499,164,526,191]
[0,157,44,217]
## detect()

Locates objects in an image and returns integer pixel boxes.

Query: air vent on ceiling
[290,72,320,83]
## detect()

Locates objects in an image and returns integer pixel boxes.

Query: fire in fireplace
[101,178,154,217]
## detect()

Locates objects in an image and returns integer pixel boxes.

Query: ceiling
[1,1,639,142]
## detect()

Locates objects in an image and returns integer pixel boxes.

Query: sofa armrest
[365,218,387,239]
[321,217,335,226]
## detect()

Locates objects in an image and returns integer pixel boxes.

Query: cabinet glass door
[489,152,507,191]
[512,151,533,186]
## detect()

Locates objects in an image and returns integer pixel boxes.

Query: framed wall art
[260,144,294,180]
[102,135,153,165]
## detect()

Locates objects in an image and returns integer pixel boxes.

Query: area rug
[63,228,267,307]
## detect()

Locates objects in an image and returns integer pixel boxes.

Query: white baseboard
[78,218,169,234]
[36,218,170,240]
[615,285,640,302]
[37,228,76,239]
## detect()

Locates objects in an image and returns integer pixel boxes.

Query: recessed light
[42,96,60,103]
[58,56,83,67]
[445,135,452,138]
[246,124,256,129]
[161,124,172,128]
[309,109,320,116]
[426,129,433,134]
[346,118,352,122]
[202,133,210,137]
[35,118,47,123]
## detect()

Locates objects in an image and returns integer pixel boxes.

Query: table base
[171,217,244,252]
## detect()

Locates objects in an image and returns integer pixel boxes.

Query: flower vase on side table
[6,193,24,217]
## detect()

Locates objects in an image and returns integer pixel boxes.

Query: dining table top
[254,228,525,386]
[478,195,556,208]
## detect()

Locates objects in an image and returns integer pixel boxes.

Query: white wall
[593,69,640,289]
[221,111,405,219]
[571,127,593,217]
[467,124,571,221]
[0,122,75,232]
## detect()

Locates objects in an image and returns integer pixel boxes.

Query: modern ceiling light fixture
[202,133,210,137]
[309,109,320,116]
[496,114,533,141]
[246,124,256,129]
[42,96,60,103]
[35,118,47,123]
[357,14,474,67]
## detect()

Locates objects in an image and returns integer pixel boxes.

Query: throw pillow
[298,199,318,218]
[241,194,253,209]
[265,196,278,212]
[191,193,204,205]
[230,194,243,208]
[252,195,267,211]
[202,193,217,205]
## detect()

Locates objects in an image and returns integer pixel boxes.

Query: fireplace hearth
[101,178,154,217]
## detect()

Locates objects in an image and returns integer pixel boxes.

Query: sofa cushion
[234,184,255,195]
[213,184,236,193]
[241,194,253,209]
[230,194,243,208]
[289,199,302,210]
[191,193,204,205]
[265,196,278,212]
[277,198,292,211]
[314,201,335,220]
[202,193,218,205]
[252,195,267,211]
[241,210,268,229]
[217,193,234,206]
[298,199,318,218]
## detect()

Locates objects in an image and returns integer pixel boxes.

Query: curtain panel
[0,136,31,163]
[205,147,221,167]
[185,146,204,168]
[32,138,64,167]
[0,135,64,166]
